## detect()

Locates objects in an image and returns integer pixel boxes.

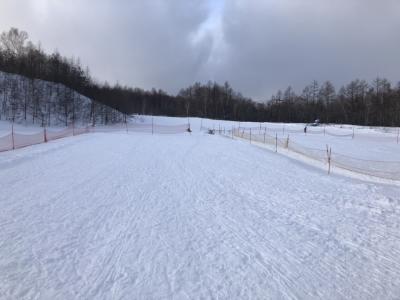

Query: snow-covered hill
[0,71,124,127]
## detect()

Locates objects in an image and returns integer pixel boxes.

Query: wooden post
[326,145,332,174]
[275,133,278,152]
[72,121,75,136]
[282,125,285,136]
[44,127,47,143]
[263,127,266,144]
[286,135,289,149]
[11,123,15,150]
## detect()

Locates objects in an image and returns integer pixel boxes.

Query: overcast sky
[0,0,399,100]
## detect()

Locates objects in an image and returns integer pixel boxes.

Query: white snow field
[1,123,400,299]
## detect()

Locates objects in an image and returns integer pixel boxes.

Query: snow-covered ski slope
[1,118,400,299]
[138,116,400,182]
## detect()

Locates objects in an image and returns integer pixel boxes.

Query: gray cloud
[216,0,400,99]
[0,0,399,100]
[0,0,214,92]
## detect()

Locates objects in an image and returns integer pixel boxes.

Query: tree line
[1,28,399,126]
[0,28,125,126]
[267,79,400,126]
[0,71,124,126]
[0,28,263,123]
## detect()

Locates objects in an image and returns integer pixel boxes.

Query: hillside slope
[0,71,124,126]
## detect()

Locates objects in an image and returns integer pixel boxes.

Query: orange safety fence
[0,126,86,152]
[14,131,45,149]
[0,123,189,153]
[330,152,400,181]
[0,133,13,152]
[92,123,189,134]
[218,126,356,138]
[223,127,400,181]
[46,128,75,141]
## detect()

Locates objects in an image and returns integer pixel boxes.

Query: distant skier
[304,126,307,133]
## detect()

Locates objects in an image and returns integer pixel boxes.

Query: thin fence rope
[227,127,400,181]
[0,123,189,152]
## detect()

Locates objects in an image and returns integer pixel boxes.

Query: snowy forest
[0,71,124,126]
[0,28,124,126]
[266,79,400,126]
[1,28,399,126]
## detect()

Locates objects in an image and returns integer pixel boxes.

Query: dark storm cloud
[0,0,399,99]
[215,0,400,99]
[0,0,214,92]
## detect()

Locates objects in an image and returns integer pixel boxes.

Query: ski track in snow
[1,132,400,299]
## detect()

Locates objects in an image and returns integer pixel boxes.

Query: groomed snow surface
[1,117,400,299]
